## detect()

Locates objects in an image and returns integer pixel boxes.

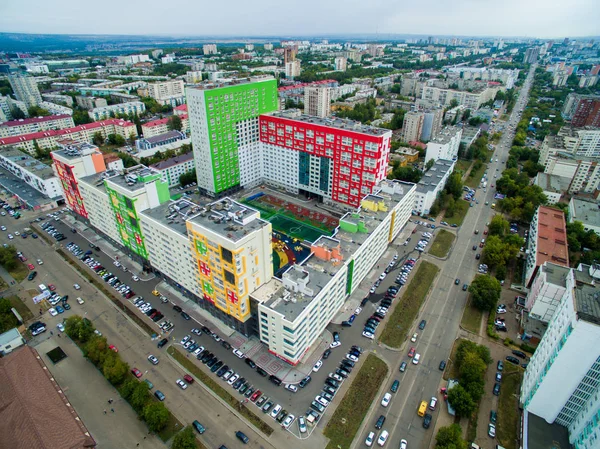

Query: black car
[512,350,527,359]
[341,359,355,368]
[360,297,369,307]
[423,413,432,428]
[211,361,223,372]
[419,319,427,330]
[256,367,268,377]
[439,360,447,371]
[27,271,37,281]
[323,349,331,359]
[221,341,232,350]
[181,312,191,320]
[506,356,520,365]
[493,383,501,396]
[201,352,213,363]
[375,415,386,430]
[335,369,349,379]
[157,338,168,348]
[325,378,339,388]
[299,376,312,388]
[245,358,257,369]
[201,326,211,334]
[269,375,282,386]
[173,305,183,312]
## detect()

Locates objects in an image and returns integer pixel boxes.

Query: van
[418,400,428,417]
[38,284,48,292]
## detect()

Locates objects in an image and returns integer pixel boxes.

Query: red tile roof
[0,119,134,146]
[535,206,569,268]
[278,79,337,92]
[0,346,96,449]
[143,114,188,128]
[0,114,72,127]
[174,104,187,112]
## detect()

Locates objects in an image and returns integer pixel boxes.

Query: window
[221,247,233,264]
[326,134,334,142]
[224,269,235,284]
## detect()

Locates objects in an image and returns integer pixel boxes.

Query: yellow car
[152,290,160,296]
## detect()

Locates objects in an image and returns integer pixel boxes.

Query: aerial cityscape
[0,3,599,449]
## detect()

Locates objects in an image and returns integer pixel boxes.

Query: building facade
[334,57,347,72]
[141,114,189,138]
[146,80,185,106]
[413,159,456,215]
[8,72,42,108]
[562,93,600,127]
[401,111,425,143]
[424,126,462,163]
[303,86,331,118]
[150,152,194,187]
[88,101,146,121]
[0,115,75,138]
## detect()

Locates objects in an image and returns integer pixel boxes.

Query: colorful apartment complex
[0,114,75,138]
[186,76,279,196]
[142,114,189,138]
[0,119,136,156]
[51,142,108,218]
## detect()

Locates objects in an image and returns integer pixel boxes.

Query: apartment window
[326,134,334,142]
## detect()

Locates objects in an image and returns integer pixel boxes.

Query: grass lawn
[444,199,470,227]
[6,294,34,322]
[465,163,488,188]
[379,261,439,348]
[0,277,8,291]
[324,354,388,449]
[497,363,523,449]
[168,346,274,436]
[455,159,472,177]
[429,229,455,258]
[460,298,483,334]
[443,338,469,381]
[157,411,184,442]
[9,262,29,283]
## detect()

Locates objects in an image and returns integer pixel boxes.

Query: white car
[399,439,407,449]
[313,360,323,372]
[362,331,374,339]
[76,297,84,304]
[37,259,43,265]
[49,308,58,317]
[298,416,307,433]
[270,404,282,419]
[410,333,418,342]
[282,414,295,429]
[132,275,139,281]
[330,341,342,348]
[381,392,392,407]
[114,261,121,267]
[284,384,298,393]
[412,353,421,365]
[365,431,375,447]
[232,349,245,358]
[176,379,188,389]
[488,423,496,437]
[147,355,159,365]
[377,430,389,446]
[227,373,239,385]
[346,353,359,362]
[73,284,81,290]
[7,234,13,239]
[0,226,5,231]
[354,307,362,315]
[57,322,65,332]
[379,273,386,281]
[315,395,330,407]
[429,396,438,410]
[14,231,19,236]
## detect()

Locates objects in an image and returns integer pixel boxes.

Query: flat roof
[141,198,198,237]
[143,130,185,144]
[0,328,21,346]
[535,206,569,268]
[428,126,461,145]
[0,167,58,205]
[570,198,600,227]
[150,152,193,170]
[270,110,390,137]
[105,165,160,193]
[51,142,100,160]
[79,171,117,194]
[525,411,569,449]
[534,173,571,193]
[255,180,416,322]
[574,281,600,325]
[416,159,455,194]
[0,146,55,180]
[0,114,71,127]
[187,75,275,92]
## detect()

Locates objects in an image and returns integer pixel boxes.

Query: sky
[0,0,599,39]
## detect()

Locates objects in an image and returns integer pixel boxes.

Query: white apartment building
[285,60,301,79]
[401,111,424,143]
[8,72,42,108]
[77,172,122,244]
[425,126,462,163]
[76,96,108,110]
[544,154,600,194]
[0,146,63,199]
[334,57,347,71]
[413,159,456,215]
[521,263,600,449]
[447,67,520,89]
[185,71,203,83]
[116,54,150,65]
[0,95,27,122]
[41,93,73,107]
[524,206,569,288]
[146,80,186,106]
[252,181,416,364]
[150,153,194,187]
[304,86,331,118]
[569,197,600,235]
[88,101,146,121]
[0,115,75,138]
[421,85,500,109]
[203,44,218,55]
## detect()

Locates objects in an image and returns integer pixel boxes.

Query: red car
[131,368,142,378]
[27,263,35,270]
[183,374,194,384]
[483,230,488,235]
[250,390,262,402]
[48,284,56,291]
[109,345,118,352]
[408,347,416,358]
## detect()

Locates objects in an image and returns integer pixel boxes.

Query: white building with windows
[88,102,146,121]
[150,153,195,187]
[424,126,462,164]
[413,159,456,215]
[0,115,75,138]
[78,172,122,244]
[569,198,600,235]
[145,80,185,106]
[521,263,600,449]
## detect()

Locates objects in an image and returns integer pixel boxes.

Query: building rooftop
[0,346,96,449]
[0,119,134,146]
[0,328,22,347]
[534,173,571,194]
[174,104,187,112]
[105,165,161,193]
[0,146,56,180]
[187,197,270,243]
[141,198,199,237]
[0,167,58,206]
[143,130,186,145]
[428,126,461,145]
[187,75,275,92]
[79,171,114,193]
[0,114,71,127]
[255,180,416,321]
[574,281,600,325]
[535,206,569,268]
[143,114,188,129]
[540,262,570,287]
[570,198,600,227]
[51,142,100,160]
[270,109,391,137]
[277,79,338,92]
[150,152,193,171]
[416,159,455,194]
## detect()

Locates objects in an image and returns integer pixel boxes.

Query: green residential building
[104,165,170,260]
[186,76,278,196]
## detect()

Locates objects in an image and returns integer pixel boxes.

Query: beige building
[285,60,301,79]
[421,85,500,109]
[0,114,75,138]
[401,111,425,143]
[304,86,331,118]
[203,44,217,55]
[8,72,42,108]
[145,80,186,106]
[334,56,347,71]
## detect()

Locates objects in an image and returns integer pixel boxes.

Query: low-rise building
[88,101,146,121]
[424,126,462,163]
[136,130,187,153]
[395,147,420,163]
[76,96,108,110]
[413,159,456,215]
[0,114,75,138]
[141,114,189,138]
[0,146,63,199]
[568,197,600,235]
[524,206,569,288]
[0,328,25,355]
[150,152,194,187]
[533,172,570,204]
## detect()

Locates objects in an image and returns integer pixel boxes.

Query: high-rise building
[146,80,185,107]
[283,46,298,64]
[334,57,347,72]
[421,108,444,141]
[520,262,600,449]
[285,60,301,79]
[424,126,463,163]
[303,86,331,118]
[186,77,279,196]
[51,142,112,218]
[8,72,42,108]
[401,111,425,143]
[562,93,600,128]
[524,47,540,64]
[203,44,217,55]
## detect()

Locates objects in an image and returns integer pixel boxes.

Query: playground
[242,192,339,277]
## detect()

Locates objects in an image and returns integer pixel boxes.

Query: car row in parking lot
[40,221,66,241]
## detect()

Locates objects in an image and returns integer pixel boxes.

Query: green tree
[107,134,126,146]
[425,159,435,171]
[468,275,502,311]
[130,380,151,412]
[447,384,475,418]
[167,115,183,132]
[445,172,463,199]
[435,424,467,449]
[482,235,510,267]
[143,402,170,432]
[118,378,139,401]
[390,166,423,183]
[118,154,138,168]
[102,354,129,385]
[0,245,18,270]
[84,335,110,367]
[27,106,51,117]
[488,215,509,237]
[171,426,197,449]
[92,132,104,146]
[0,297,19,333]
[73,109,92,126]
[179,169,197,187]
[64,315,95,343]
